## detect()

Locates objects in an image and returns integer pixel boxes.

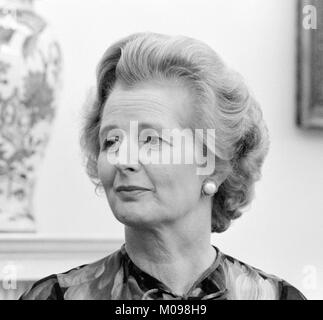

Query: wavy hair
[80,32,269,233]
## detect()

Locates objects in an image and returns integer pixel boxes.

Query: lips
[116,185,151,192]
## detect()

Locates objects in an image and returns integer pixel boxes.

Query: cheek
[97,153,114,189]
[154,164,202,199]
[180,165,202,193]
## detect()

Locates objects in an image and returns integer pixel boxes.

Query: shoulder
[20,247,123,300]
[19,274,63,300]
[218,251,306,300]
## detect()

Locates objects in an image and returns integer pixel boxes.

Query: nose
[113,136,141,172]
[114,161,141,172]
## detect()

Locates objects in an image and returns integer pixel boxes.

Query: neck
[124,203,216,296]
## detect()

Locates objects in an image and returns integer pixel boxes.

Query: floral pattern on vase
[0,0,62,232]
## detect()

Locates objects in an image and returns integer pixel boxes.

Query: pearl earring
[202,180,217,196]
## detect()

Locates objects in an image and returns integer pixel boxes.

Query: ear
[208,169,229,189]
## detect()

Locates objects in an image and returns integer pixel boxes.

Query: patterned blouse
[20,244,306,300]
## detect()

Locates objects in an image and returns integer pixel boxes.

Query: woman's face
[97,81,207,229]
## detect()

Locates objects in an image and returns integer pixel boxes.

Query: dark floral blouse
[20,244,306,300]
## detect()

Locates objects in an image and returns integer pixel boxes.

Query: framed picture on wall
[297,0,323,128]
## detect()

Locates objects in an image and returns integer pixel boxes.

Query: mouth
[115,186,151,200]
[116,186,151,192]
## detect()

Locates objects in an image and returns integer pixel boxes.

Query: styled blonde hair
[80,32,269,232]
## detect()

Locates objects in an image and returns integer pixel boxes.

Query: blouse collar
[120,243,228,300]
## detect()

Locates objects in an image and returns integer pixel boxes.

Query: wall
[29,0,323,299]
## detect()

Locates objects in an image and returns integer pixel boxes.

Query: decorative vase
[0,0,62,232]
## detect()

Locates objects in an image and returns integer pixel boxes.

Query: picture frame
[297,0,323,128]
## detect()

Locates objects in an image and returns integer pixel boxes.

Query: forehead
[100,81,193,132]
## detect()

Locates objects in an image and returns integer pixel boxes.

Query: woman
[20,32,306,300]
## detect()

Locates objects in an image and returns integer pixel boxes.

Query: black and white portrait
[0,0,322,302]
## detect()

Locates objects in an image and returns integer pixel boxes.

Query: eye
[145,135,162,146]
[102,136,120,152]
[139,134,163,149]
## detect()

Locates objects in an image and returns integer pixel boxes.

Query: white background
[30,0,323,299]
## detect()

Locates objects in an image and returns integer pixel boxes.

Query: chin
[112,205,161,229]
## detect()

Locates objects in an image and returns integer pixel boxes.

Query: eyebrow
[99,121,165,143]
